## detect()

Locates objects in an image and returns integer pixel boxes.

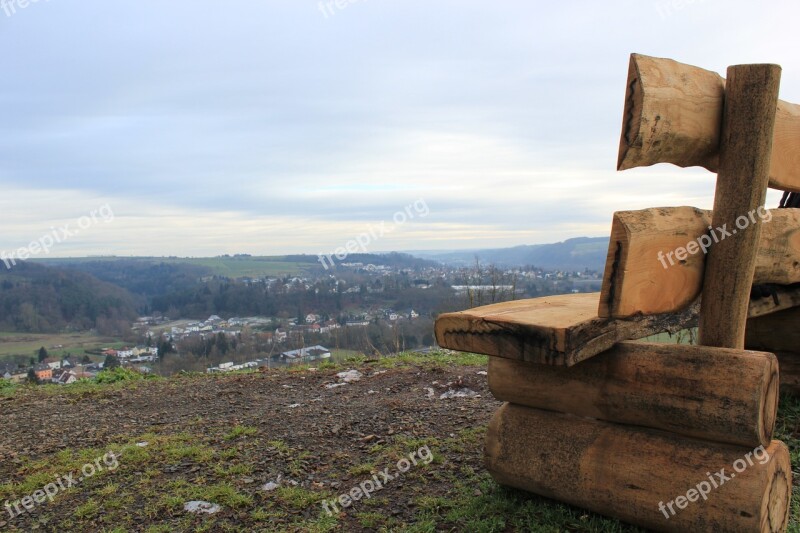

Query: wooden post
[699,65,782,348]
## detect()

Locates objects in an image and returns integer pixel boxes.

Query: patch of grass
[776,393,800,532]
[276,486,329,509]
[191,483,253,508]
[356,511,387,528]
[223,424,258,440]
[251,507,288,521]
[268,439,291,455]
[293,514,339,532]
[0,378,17,396]
[73,498,100,520]
[417,472,644,533]
[164,443,214,462]
[95,367,157,384]
[213,463,252,477]
[348,462,376,476]
[377,350,488,369]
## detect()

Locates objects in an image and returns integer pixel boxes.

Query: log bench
[435,54,799,532]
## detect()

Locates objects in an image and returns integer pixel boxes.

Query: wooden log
[434,292,698,366]
[618,53,800,192]
[746,307,800,353]
[598,208,800,318]
[749,283,800,318]
[773,352,800,396]
[599,207,710,318]
[488,341,778,448]
[699,64,782,349]
[486,403,791,533]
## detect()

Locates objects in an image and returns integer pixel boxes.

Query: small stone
[184,501,221,514]
[337,370,363,383]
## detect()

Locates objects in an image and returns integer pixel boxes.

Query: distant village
[1,262,602,382]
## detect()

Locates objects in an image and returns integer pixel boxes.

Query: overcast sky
[1,0,798,257]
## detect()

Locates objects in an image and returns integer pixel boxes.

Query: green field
[0,331,124,360]
[32,255,319,278]
[162,256,317,278]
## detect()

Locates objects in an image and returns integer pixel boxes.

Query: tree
[37,346,48,363]
[81,355,92,364]
[104,354,121,369]
[158,339,175,360]
[27,368,39,384]
[216,332,229,355]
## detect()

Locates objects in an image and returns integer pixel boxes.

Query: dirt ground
[0,358,514,532]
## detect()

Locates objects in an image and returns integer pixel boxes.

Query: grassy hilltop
[1,352,799,532]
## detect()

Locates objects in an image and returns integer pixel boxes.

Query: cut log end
[760,441,791,533]
[617,53,724,175]
[617,54,645,171]
[759,356,780,447]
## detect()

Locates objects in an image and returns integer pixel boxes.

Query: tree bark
[599,208,800,318]
[486,403,791,533]
[699,64,781,348]
[488,341,778,448]
[619,53,799,192]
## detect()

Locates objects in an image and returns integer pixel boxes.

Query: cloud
[0,0,797,255]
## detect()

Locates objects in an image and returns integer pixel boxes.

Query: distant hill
[408,237,610,271]
[34,252,437,281]
[0,261,139,334]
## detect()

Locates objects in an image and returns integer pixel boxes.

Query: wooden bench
[435,54,798,532]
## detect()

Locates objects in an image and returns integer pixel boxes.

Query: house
[129,355,158,363]
[1,363,23,381]
[346,320,370,327]
[305,314,320,324]
[117,348,134,359]
[280,345,331,364]
[34,364,53,381]
[44,358,64,370]
[274,329,288,343]
[410,310,420,319]
[319,321,341,333]
[52,369,78,385]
